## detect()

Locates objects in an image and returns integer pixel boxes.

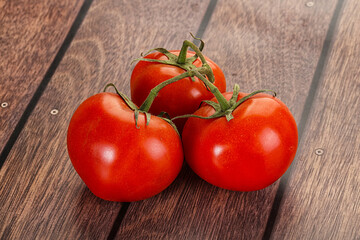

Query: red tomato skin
[182,92,298,191]
[131,50,226,132]
[67,92,183,202]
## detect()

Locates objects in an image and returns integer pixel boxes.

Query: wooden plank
[0,0,211,239]
[0,0,84,153]
[116,0,339,239]
[271,0,360,239]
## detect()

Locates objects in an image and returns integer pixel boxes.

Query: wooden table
[1,0,359,239]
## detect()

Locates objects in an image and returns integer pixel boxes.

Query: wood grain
[271,0,360,238]
[0,0,84,153]
[0,0,211,238]
[116,0,338,239]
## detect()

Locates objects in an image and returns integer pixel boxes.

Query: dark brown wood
[0,0,84,153]
[116,0,339,239]
[271,0,360,238]
[2,0,359,239]
[0,0,211,238]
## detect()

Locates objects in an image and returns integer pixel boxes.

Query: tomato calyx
[104,83,151,126]
[223,85,276,121]
[136,39,227,114]
[133,33,216,84]
[173,84,276,122]
[133,47,201,83]
[104,83,179,134]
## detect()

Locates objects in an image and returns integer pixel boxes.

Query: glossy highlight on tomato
[182,92,298,191]
[131,50,226,132]
[67,92,183,202]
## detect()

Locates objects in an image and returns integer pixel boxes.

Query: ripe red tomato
[67,92,183,202]
[131,50,226,132]
[182,92,298,191]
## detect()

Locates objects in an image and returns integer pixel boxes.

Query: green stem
[177,42,190,64]
[192,70,230,111]
[139,72,192,112]
[177,40,215,83]
[177,40,207,64]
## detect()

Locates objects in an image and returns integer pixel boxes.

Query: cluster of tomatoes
[67,38,298,202]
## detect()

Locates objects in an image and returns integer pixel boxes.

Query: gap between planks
[262,0,346,239]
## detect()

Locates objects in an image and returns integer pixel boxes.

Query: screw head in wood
[1,102,9,108]
[306,2,314,7]
[315,148,324,156]
[50,109,59,115]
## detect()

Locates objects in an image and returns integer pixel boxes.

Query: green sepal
[141,47,178,61]
[145,112,151,126]
[104,83,156,129]
[189,32,205,51]
[229,84,240,106]
[158,111,171,119]
[225,111,234,121]
[156,112,180,135]
[186,55,198,64]
[231,89,277,111]
[159,117,180,136]
[104,83,138,111]
[186,33,204,64]
[133,110,151,128]
[201,100,221,112]
[134,110,140,129]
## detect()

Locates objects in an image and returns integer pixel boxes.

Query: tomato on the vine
[67,92,183,202]
[181,92,298,191]
[131,50,226,132]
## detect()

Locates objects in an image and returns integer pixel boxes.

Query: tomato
[67,92,183,202]
[182,92,298,191]
[131,50,226,132]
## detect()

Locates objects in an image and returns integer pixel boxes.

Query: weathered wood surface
[0,0,84,153]
[271,0,360,239]
[0,0,210,239]
[1,0,359,239]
